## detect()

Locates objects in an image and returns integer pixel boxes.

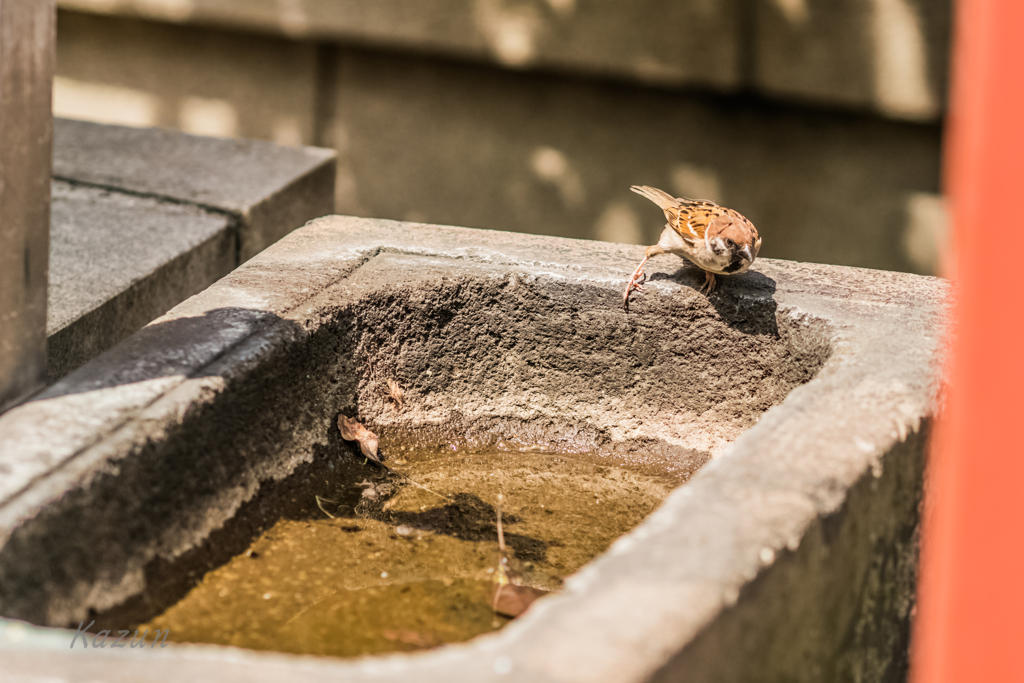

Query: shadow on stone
[35,307,306,400]
[648,265,780,337]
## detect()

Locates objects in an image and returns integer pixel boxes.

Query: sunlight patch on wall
[594,201,642,245]
[903,192,947,275]
[276,0,311,37]
[870,0,937,120]
[773,0,810,25]
[531,146,585,209]
[544,0,576,17]
[271,116,304,146]
[179,96,238,138]
[53,76,159,128]
[474,0,542,67]
[670,163,722,203]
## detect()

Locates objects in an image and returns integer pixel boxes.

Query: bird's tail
[630,185,677,210]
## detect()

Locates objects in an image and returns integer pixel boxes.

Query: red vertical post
[913,0,1024,680]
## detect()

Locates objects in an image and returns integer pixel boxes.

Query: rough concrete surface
[53,117,337,260]
[47,181,234,382]
[0,218,946,682]
[41,118,336,385]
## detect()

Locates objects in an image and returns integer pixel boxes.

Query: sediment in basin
[139,446,686,657]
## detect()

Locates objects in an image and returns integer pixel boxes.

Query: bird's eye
[725,238,735,248]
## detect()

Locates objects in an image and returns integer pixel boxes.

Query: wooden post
[913,0,1024,680]
[0,0,55,412]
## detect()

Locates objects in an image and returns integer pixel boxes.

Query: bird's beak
[741,245,754,262]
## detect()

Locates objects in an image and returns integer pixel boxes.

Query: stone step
[47,118,336,383]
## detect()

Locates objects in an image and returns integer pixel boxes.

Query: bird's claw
[623,270,646,311]
[698,272,717,295]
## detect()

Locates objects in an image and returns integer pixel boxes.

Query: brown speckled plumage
[624,185,762,310]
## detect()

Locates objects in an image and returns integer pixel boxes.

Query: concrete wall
[54,11,318,145]
[52,0,951,274]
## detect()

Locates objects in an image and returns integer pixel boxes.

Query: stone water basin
[0,216,944,682]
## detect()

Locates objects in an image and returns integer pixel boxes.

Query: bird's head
[707,213,761,274]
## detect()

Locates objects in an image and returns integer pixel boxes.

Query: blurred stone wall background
[54,0,950,274]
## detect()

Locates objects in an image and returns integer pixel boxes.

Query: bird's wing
[670,202,719,242]
[630,185,717,245]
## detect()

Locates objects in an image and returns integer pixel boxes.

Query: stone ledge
[45,118,337,383]
[53,118,337,260]
[48,181,234,383]
[1,217,945,680]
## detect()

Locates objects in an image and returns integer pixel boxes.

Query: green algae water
[141,448,684,658]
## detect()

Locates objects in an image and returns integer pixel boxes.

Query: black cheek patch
[723,258,745,273]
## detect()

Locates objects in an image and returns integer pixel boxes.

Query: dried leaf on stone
[338,415,384,465]
[387,379,405,409]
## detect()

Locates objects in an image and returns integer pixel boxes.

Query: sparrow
[623,186,762,310]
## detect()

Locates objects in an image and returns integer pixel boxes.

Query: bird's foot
[622,270,646,310]
[698,271,717,295]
